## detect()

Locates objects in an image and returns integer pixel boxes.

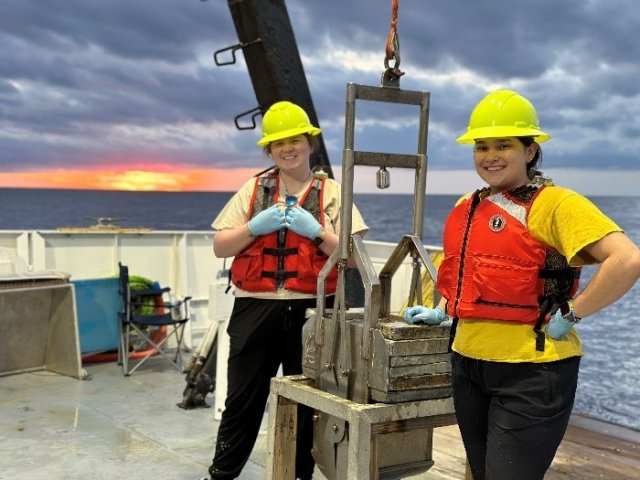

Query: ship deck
[2,357,639,480]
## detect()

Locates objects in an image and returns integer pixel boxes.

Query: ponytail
[518,137,546,181]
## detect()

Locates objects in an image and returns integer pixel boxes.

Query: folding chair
[117,262,192,376]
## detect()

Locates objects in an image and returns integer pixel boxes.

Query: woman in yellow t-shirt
[404,90,640,480]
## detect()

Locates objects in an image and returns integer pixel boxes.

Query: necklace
[280,171,312,197]
[280,171,312,209]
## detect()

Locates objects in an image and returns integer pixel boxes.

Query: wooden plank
[270,396,297,480]
[548,421,640,480]
[430,422,640,480]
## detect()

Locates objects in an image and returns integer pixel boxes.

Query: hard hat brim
[456,126,550,144]
[257,126,322,147]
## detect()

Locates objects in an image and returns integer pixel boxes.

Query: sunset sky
[1,0,639,194]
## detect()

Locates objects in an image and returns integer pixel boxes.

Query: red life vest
[230,171,337,294]
[437,185,580,324]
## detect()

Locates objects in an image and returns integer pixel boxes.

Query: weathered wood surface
[426,418,640,480]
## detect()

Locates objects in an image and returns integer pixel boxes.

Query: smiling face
[268,134,313,175]
[473,137,538,194]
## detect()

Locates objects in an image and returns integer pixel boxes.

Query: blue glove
[403,306,447,325]
[284,206,322,239]
[546,309,576,340]
[247,205,286,236]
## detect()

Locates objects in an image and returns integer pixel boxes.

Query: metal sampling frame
[266,81,461,480]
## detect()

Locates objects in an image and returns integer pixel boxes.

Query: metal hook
[213,38,261,66]
[234,106,263,131]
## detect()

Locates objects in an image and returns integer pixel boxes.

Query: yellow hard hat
[456,90,550,144]
[257,101,321,147]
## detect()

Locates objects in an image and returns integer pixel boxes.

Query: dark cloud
[0,1,228,62]
[0,0,638,186]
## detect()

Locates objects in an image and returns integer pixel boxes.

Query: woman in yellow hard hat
[404,90,640,479]
[205,101,368,480]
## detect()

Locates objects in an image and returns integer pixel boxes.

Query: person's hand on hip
[546,309,576,340]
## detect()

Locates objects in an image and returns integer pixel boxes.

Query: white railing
[0,230,441,350]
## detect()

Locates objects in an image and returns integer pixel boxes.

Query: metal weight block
[369,321,452,403]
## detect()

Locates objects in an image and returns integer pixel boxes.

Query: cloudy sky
[1,0,639,194]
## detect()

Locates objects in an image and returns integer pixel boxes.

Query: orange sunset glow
[0,166,263,192]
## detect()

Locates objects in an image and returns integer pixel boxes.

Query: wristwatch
[560,299,581,324]
[312,228,326,247]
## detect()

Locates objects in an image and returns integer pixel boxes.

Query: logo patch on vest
[489,214,506,232]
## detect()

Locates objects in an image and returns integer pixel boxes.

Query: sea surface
[1,188,639,432]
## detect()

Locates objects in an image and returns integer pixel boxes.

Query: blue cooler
[72,278,120,354]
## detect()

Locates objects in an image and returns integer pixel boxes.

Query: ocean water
[1,188,639,432]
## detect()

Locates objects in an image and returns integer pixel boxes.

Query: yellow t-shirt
[212,173,368,300]
[451,186,621,363]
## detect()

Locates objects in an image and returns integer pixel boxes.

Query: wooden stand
[266,375,469,480]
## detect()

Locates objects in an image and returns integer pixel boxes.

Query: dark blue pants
[451,352,580,480]
[209,296,320,480]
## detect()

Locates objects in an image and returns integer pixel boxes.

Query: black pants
[451,352,580,480]
[209,296,322,480]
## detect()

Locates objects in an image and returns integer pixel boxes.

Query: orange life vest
[230,171,337,294]
[437,184,580,325]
